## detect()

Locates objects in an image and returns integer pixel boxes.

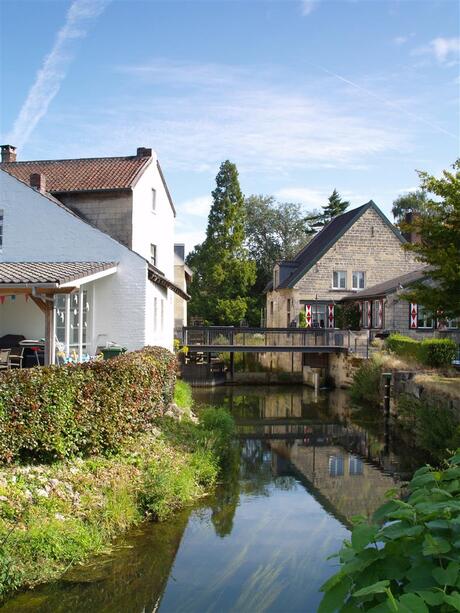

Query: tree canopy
[391,190,427,224]
[305,189,350,229]
[401,159,460,319]
[186,161,256,325]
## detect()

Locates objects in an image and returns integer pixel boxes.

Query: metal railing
[182,326,370,352]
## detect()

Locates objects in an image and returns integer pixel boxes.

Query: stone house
[173,244,192,339]
[341,268,459,340]
[265,200,421,331]
[0,144,188,363]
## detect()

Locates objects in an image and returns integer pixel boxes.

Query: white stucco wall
[0,170,173,352]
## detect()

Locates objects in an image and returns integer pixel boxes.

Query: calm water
[2,386,427,613]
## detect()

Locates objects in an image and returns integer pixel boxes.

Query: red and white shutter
[410,303,418,329]
[359,302,363,327]
[367,301,372,329]
[305,304,312,328]
[328,304,334,328]
[378,300,383,328]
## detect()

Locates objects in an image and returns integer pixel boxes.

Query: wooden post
[230,352,235,381]
[44,301,56,366]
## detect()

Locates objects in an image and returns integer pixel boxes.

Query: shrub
[350,356,383,405]
[174,380,193,410]
[320,452,460,613]
[386,334,457,367]
[0,347,177,464]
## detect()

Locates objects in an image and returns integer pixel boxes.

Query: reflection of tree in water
[211,442,241,537]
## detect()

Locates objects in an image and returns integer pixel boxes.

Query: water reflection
[2,385,426,613]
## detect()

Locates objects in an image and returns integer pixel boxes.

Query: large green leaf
[380,522,423,540]
[353,580,390,597]
[351,524,378,550]
[410,472,438,489]
[422,534,452,555]
[396,593,429,613]
[432,561,460,586]
[415,589,445,606]
[444,591,460,611]
[318,576,352,613]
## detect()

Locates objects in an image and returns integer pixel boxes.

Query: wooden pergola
[0,262,117,365]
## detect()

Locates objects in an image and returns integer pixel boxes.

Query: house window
[312,304,327,328]
[270,301,274,316]
[332,271,346,289]
[371,300,380,328]
[446,319,458,329]
[150,244,157,266]
[55,289,90,359]
[152,188,157,212]
[287,299,291,327]
[349,456,363,475]
[0,209,3,249]
[362,301,369,328]
[417,306,433,329]
[329,455,344,477]
[352,271,365,290]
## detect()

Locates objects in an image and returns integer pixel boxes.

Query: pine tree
[305,189,350,229]
[186,161,256,324]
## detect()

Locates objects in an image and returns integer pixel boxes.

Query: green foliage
[400,159,460,319]
[174,380,193,410]
[391,190,427,224]
[335,303,361,330]
[0,408,236,600]
[320,453,460,612]
[305,189,350,229]
[186,161,256,324]
[386,333,457,367]
[350,356,383,405]
[244,194,314,312]
[0,347,176,464]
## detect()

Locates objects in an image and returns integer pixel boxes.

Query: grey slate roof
[0,262,117,286]
[341,267,430,301]
[275,201,405,289]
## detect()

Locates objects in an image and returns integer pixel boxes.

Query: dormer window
[0,209,3,249]
[352,271,365,290]
[332,271,346,289]
[152,188,157,213]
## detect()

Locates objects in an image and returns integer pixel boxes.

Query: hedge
[386,333,457,367]
[0,347,177,464]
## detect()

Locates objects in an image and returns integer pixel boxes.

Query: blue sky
[1,0,459,253]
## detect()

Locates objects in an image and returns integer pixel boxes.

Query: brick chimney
[30,173,46,193]
[137,147,152,157]
[1,145,17,163]
[402,211,421,244]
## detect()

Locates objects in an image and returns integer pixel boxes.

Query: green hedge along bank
[386,333,457,368]
[0,350,236,601]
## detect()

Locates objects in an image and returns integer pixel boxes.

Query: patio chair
[8,347,24,369]
[0,349,11,371]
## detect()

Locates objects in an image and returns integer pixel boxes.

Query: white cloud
[393,33,415,46]
[301,1,317,16]
[174,229,206,256]
[275,187,327,207]
[6,0,110,148]
[412,37,460,64]
[179,196,212,217]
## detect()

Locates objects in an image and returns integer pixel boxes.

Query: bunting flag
[305,304,312,328]
[328,304,334,328]
[410,303,418,329]
[378,300,383,328]
[0,296,5,305]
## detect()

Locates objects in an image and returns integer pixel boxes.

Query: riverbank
[0,381,234,602]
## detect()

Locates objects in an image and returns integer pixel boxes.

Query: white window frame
[55,288,91,360]
[352,271,365,290]
[152,188,157,213]
[332,271,347,290]
[417,306,433,329]
[150,243,157,266]
[0,209,3,250]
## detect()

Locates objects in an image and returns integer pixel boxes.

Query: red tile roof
[0,155,151,193]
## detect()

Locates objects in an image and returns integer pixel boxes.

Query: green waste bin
[100,346,127,360]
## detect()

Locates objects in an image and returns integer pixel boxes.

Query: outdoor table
[19,340,45,366]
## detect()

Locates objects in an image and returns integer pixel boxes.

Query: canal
[2,385,429,612]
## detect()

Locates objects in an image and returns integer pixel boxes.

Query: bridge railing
[182,326,356,349]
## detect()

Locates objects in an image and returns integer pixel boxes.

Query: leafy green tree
[305,189,350,229]
[244,195,314,298]
[186,161,256,325]
[401,160,460,319]
[391,190,427,224]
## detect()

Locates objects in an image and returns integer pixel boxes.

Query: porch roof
[0,261,117,290]
[340,267,430,301]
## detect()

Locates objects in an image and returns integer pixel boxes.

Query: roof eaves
[280,202,373,289]
[128,155,153,189]
[156,161,176,217]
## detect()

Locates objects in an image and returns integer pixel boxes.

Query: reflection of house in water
[271,440,396,523]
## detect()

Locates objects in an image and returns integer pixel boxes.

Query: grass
[174,379,193,410]
[413,373,460,400]
[0,383,235,602]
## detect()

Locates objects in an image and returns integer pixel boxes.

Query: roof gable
[278,201,405,289]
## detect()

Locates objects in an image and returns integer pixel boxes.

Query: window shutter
[359,302,363,327]
[378,300,383,328]
[328,304,334,328]
[410,303,418,329]
[305,305,312,328]
[367,301,372,329]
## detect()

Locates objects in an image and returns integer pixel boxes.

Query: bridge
[182,326,367,354]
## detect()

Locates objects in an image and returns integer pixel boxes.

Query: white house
[0,145,189,364]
